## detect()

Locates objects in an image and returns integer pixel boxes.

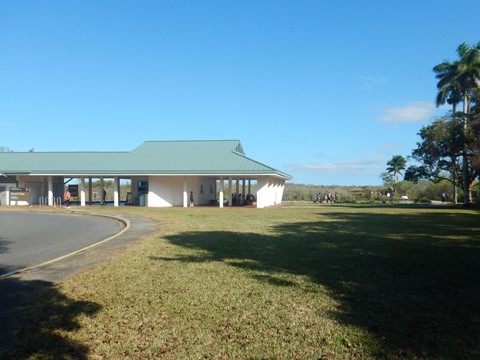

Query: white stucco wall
[147,176,217,207]
[276,180,285,204]
[256,176,285,208]
[147,176,183,207]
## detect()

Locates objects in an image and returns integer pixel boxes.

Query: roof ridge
[143,139,240,143]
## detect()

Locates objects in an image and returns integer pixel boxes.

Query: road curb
[0,211,129,279]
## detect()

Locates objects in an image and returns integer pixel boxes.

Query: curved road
[0,210,156,356]
[0,212,125,277]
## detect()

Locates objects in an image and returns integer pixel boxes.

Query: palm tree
[434,42,480,115]
[386,155,406,183]
[435,80,462,114]
[434,80,462,203]
[433,42,480,205]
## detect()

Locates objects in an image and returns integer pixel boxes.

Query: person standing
[64,189,71,209]
[386,191,392,205]
[190,191,194,207]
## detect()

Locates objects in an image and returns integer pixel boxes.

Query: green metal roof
[0,140,292,179]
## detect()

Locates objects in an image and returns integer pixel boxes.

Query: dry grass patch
[9,205,480,359]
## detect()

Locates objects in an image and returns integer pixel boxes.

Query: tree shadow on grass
[0,269,101,359]
[158,210,480,359]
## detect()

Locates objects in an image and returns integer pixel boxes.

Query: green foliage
[380,171,395,189]
[409,116,465,184]
[386,155,407,182]
[77,180,131,202]
[432,41,480,205]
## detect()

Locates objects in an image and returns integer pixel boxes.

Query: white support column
[268,177,274,206]
[269,178,275,206]
[277,179,285,205]
[273,178,279,205]
[228,177,233,206]
[80,178,86,206]
[235,179,240,196]
[256,176,270,208]
[183,178,188,207]
[114,177,119,207]
[48,176,53,206]
[275,179,280,205]
[242,179,246,197]
[219,177,224,208]
[248,179,251,195]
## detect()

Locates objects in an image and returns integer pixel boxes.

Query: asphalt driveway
[0,212,125,277]
[0,210,156,356]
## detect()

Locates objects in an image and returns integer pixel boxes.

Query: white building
[0,140,291,208]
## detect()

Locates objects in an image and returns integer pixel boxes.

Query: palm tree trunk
[452,103,458,204]
[451,172,457,204]
[462,94,472,205]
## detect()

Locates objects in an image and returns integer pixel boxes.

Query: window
[137,181,148,194]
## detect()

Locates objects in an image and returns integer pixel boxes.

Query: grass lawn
[8,204,480,359]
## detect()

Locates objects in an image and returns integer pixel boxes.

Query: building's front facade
[0,140,291,208]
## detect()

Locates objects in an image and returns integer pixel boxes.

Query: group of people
[188,191,256,207]
[232,193,256,206]
[315,192,339,204]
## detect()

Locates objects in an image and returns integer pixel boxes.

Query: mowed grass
[11,205,480,359]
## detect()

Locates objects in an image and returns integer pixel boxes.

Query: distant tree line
[282,180,459,203]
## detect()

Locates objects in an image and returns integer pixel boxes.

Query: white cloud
[380,102,435,123]
[287,157,384,176]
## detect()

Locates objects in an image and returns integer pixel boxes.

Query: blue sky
[1,1,478,185]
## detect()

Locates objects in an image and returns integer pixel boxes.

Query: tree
[435,75,462,114]
[471,106,480,176]
[404,165,431,183]
[380,171,395,190]
[433,41,480,205]
[386,155,406,183]
[406,115,479,203]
